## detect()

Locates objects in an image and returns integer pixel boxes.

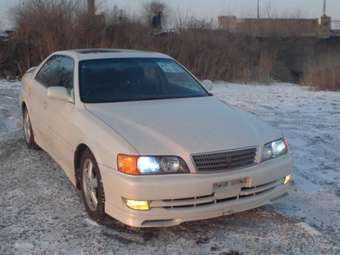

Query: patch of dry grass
[1,0,339,90]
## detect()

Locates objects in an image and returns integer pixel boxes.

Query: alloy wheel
[23,111,32,144]
[82,158,99,212]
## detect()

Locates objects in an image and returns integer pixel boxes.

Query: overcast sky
[1,0,339,29]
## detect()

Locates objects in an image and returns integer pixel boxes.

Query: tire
[23,108,38,149]
[80,149,106,223]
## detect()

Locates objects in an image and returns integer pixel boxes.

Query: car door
[44,56,80,178]
[31,56,62,151]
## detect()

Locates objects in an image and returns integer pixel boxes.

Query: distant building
[218,16,331,38]
[331,19,340,30]
[84,0,105,27]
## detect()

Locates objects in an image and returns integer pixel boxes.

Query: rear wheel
[23,108,38,149]
[80,149,106,222]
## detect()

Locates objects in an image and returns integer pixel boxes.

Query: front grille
[192,147,257,172]
[150,180,281,210]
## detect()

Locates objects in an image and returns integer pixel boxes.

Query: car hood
[85,96,281,156]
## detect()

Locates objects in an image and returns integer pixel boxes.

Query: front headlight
[262,138,288,161]
[117,154,189,175]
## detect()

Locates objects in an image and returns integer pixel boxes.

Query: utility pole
[322,0,327,16]
[87,0,95,16]
[257,0,260,19]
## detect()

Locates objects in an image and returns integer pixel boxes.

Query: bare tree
[105,5,128,24]
[264,1,273,18]
[143,1,169,28]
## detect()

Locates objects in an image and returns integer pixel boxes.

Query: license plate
[213,180,242,199]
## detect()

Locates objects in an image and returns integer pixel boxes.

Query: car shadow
[98,205,289,244]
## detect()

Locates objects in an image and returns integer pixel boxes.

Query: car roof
[53,49,172,61]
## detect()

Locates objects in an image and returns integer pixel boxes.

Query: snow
[0,80,21,139]
[213,82,340,239]
[295,222,321,236]
[0,79,340,254]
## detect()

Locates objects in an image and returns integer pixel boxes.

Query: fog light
[124,199,150,211]
[283,175,291,185]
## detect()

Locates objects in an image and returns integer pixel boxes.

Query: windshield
[79,58,209,103]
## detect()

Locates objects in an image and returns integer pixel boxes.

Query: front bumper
[100,155,292,228]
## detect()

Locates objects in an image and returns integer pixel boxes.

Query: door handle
[43,101,48,109]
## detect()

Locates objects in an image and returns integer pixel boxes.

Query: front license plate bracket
[213,180,242,199]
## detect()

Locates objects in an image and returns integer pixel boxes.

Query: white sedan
[20,49,292,227]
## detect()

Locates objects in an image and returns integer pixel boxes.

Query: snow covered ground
[0,80,339,254]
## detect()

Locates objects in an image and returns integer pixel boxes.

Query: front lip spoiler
[125,185,290,227]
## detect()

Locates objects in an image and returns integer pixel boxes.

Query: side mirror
[47,87,73,102]
[201,80,214,92]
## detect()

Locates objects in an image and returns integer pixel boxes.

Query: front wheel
[23,108,38,149]
[80,149,106,223]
